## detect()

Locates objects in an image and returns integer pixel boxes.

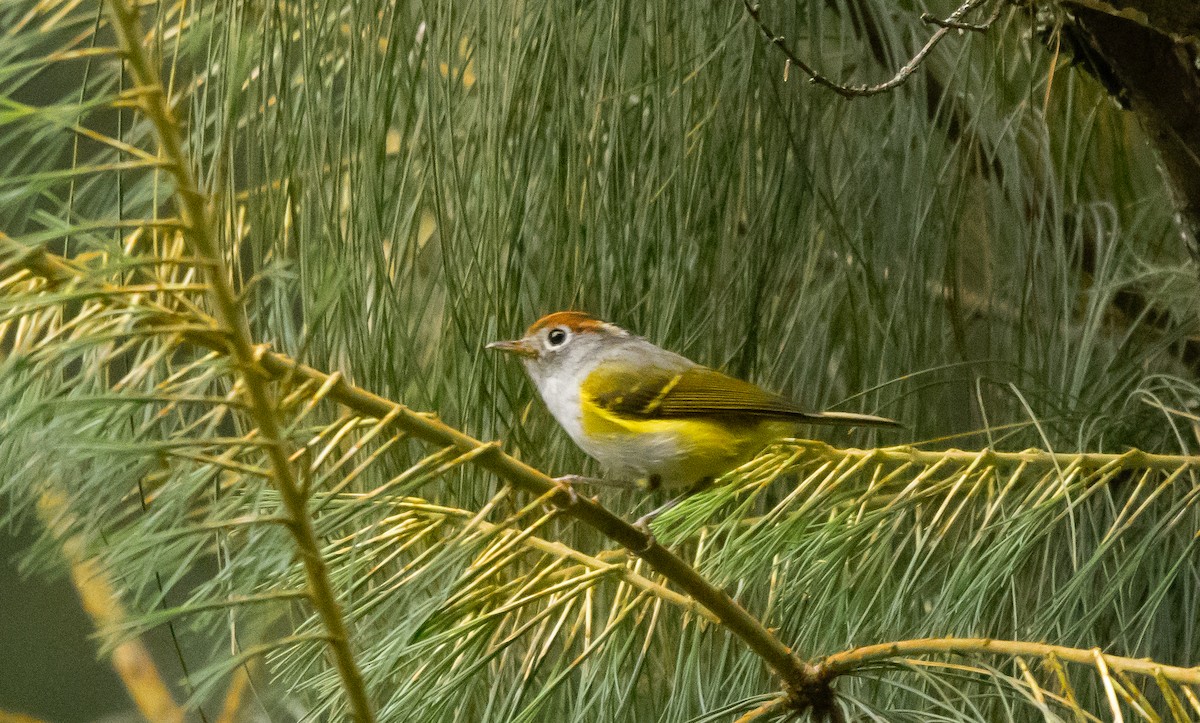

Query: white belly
[576,426,686,484]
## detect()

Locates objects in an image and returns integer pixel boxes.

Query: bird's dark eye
[547,328,568,347]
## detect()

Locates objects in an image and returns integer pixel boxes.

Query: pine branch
[741,637,1200,719]
[250,353,819,693]
[1,237,818,709]
[100,1,375,719]
[9,234,1200,717]
[309,362,823,692]
[819,637,1200,685]
[8,235,1200,717]
[787,439,1197,472]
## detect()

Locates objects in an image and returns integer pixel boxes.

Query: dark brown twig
[743,0,998,98]
[921,1,1002,33]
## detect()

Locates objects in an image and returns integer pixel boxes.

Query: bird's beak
[486,338,538,359]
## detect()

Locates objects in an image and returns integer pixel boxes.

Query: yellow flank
[579,393,787,485]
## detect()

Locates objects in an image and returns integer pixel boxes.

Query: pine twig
[733,695,790,722]
[819,636,1200,685]
[250,349,823,698]
[790,439,1199,472]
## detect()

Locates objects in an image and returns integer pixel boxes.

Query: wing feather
[586,363,898,427]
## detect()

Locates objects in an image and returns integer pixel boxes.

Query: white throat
[524,356,590,444]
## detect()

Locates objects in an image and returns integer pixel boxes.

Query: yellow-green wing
[586,363,898,427]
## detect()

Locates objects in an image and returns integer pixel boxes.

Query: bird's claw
[549,475,582,508]
[631,514,658,552]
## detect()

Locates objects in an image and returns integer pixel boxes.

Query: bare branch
[921,1,1003,32]
[743,0,998,98]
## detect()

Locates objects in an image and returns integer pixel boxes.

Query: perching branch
[249,339,826,698]
[101,1,375,719]
[743,0,1000,98]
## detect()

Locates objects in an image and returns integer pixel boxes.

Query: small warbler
[488,311,898,521]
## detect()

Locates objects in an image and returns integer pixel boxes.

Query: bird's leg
[632,477,716,533]
[555,474,637,489]
[637,474,663,493]
[544,475,628,509]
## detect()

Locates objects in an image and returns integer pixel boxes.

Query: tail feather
[801,410,902,429]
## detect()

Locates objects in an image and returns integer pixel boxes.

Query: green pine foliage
[2,0,1198,720]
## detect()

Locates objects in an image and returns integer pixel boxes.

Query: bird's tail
[801,410,902,429]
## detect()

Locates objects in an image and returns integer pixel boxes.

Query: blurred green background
[2,0,1198,719]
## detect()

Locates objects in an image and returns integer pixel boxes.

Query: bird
[487,311,898,526]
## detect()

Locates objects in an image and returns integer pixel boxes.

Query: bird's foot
[630,512,660,552]
[633,509,660,530]
[549,475,583,508]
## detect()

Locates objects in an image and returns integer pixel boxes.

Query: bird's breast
[532,362,588,442]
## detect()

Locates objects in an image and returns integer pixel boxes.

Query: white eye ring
[546,328,569,347]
